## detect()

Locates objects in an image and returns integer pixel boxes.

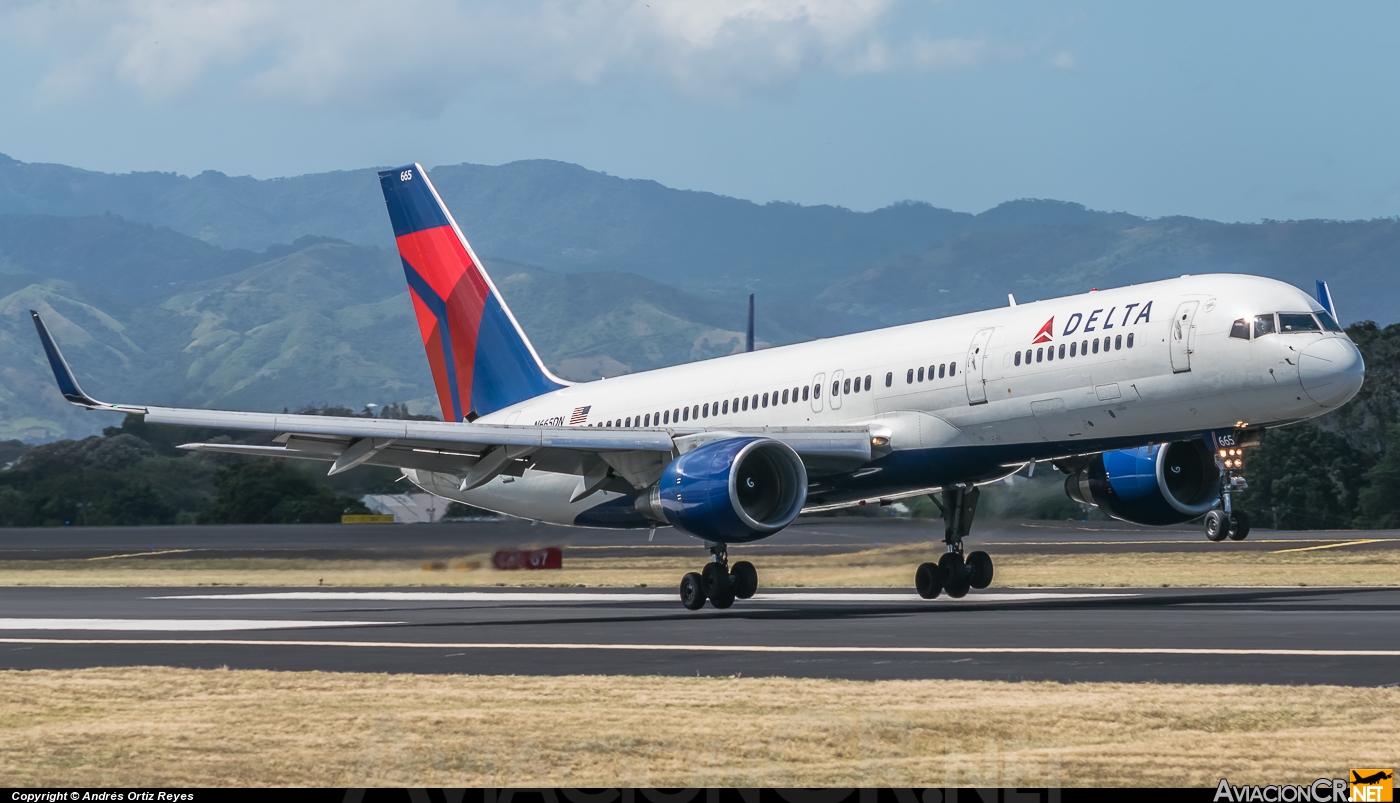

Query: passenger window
[1230,319,1250,340]
[741,396,748,411]
[1279,313,1320,332]
[843,378,851,394]
[1036,348,1043,362]
[1127,333,1134,348]
[626,417,632,427]
[693,405,699,419]
[918,366,925,382]
[1254,314,1276,337]
[1070,342,1077,357]
[1059,344,1066,359]
[1014,351,1022,366]
[1115,335,1122,350]
[907,368,914,384]
[949,362,955,376]
[752,394,759,408]
[885,372,892,387]
[1080,340,1087,355]
[1047,346,1054,362]
[802,386,809,401]
[1024,349,1032,365]
[1092,339,1099,354]
[673,408,680,421]
[680,407,687,421]
[762,393,768,408]
[814,383,821,398]
[663,410,670,424]
[721,400,728,415]
[1317,311,1343,332]
[931,364,939,379]
[852,379,860,394]
[702,404,708,418]
[782,389,789,404]
[864,375,871,391]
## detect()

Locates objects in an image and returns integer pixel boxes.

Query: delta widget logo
[1028,301,1155,344]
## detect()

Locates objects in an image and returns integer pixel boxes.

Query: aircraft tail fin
[378,164,565,422]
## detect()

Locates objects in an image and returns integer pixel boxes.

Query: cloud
[0,0,1042,113]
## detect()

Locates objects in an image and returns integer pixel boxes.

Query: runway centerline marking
[150,591,1135,603]
[0,637,1395,658]
[0,619,400,632]
[1272,539,1395,554]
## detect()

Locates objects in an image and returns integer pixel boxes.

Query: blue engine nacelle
[638,437,809,542]
[1065,440,1221,526]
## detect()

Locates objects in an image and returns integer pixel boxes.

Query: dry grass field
[0,667,1395,787]
[1,541,1397,588]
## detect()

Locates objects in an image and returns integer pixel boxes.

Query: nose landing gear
[915,486,994,600]
[678,543,758,610]
[1205,441,1252,542]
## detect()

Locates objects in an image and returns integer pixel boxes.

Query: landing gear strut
[915,485,994,600]
[679,543,758,610]
[1206,440,1252,542]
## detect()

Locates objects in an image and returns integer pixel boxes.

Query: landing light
[871,436,890,447]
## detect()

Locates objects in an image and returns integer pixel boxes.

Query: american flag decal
[569,405,591,425]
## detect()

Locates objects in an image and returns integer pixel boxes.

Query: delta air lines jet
[30,163,1366,609]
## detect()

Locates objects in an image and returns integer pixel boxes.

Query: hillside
[0,214,817,440]
[2,153,1399,443]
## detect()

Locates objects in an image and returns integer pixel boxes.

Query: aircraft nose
[1298,337,1365,407]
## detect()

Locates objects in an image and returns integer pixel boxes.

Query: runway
[1,585,1397,685]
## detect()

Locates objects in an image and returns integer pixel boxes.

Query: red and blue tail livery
[379,164,565,422]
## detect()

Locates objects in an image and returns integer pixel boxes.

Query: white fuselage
[407,274,1363,530]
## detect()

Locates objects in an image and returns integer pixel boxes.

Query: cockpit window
[1253,314,1276,337]
[1229,319,1250,340]
[1279,313,1320,332]
[1316,310,1344,333]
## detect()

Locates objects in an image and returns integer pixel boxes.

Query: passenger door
[965,328,995,405]
[1170,301,1199,373]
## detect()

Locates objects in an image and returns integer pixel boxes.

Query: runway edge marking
[1,638,1398,657]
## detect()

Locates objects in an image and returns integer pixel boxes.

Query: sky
[1,0,1399,222]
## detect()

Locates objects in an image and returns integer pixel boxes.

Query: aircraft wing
[32,311,877,491]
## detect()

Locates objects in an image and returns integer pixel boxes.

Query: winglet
[1315,280,1337,318]
[29,310,135,411]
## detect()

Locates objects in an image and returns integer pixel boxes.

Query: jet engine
[637,436,808,542]
[1064,440,1221,526]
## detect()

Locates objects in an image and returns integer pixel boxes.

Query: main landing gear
[915,485,994,600]
[1204,443,1251,542]
[679,543,758,610]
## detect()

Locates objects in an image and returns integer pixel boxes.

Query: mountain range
[1,152,1397,442]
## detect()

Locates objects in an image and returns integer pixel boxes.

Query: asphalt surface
[2,519,1397,685]
[1,585,1397,685]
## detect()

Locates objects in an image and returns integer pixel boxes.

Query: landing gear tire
[1228,510,1251,541]
[680,572,706,610]
[1204,509,1229,542]
[731,561,758,599]
[701,562,735,609]
[915,562,942,599]
[939,552,970,599]
[966,551,994,590]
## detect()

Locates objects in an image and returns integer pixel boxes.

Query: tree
[1237,424,1376,529]
[1357,425,1400,528]
[200,459,370,524]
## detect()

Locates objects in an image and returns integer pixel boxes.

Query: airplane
[29,162,1366,610]
[1352,771,1393,785]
